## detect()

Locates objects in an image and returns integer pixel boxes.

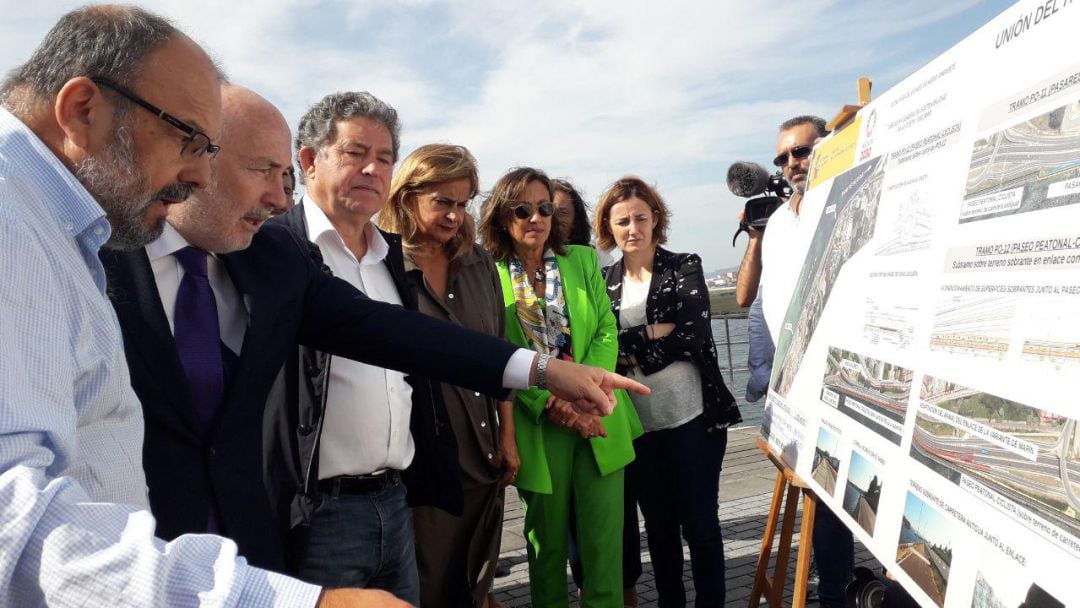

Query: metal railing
[711,311,749,385]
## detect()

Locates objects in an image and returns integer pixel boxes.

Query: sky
[848,450,880,490]
[0,0,1017,272]
[904,491,954,545]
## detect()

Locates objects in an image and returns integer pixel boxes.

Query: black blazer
[269,203,469,528]
[603,247,742,432]
[100,222,515,572]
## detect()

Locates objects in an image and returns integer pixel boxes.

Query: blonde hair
[377,143,479,259]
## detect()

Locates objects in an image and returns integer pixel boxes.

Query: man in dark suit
[101,84,642,583]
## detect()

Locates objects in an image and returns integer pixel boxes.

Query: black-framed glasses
[772,144,812,168]
[509,201,555,219]
[91,77,221,160]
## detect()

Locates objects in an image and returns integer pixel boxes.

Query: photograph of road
[821,346,912,445]
[911,375,1080,539]
[772,156,887,398]
[813,427,842,496]
[897,491,954,607]
[929,294,1015,360]
[962,100,1080,224]
[843,451,883,536]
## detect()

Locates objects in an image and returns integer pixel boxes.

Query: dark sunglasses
[91,77,221,161]
[510,201,556,219]
[772,145,812,167]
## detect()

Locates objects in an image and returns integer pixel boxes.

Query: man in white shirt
[280,91,450,602]
[755,115,855,608]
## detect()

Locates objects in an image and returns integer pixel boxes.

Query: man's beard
[74,110,193,250]
[790,172,808,195]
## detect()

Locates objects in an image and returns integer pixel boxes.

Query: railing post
[724,317,735,383]
[710,311,749,386]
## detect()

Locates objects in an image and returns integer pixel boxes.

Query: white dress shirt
[146,222,247,355]
[303,198,417,477]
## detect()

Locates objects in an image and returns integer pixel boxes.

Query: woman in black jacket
[595,176,742,608]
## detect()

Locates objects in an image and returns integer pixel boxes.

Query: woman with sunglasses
[479,167,642,608]
[595,176,742,607]
[377,144,519,608]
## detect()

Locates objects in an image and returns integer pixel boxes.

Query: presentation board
[762,2,1080,606]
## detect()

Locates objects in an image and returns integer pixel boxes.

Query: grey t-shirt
[619,275,704,432]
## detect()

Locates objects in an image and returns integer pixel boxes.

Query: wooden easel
[827,76,873,132]
[749,77,873,608]
[747,437,819,608]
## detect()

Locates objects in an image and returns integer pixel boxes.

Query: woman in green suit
[479,167,643,608]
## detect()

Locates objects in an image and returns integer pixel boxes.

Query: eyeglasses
[509,201,555,219]
[92,77,221,161]
[772,144,812,167]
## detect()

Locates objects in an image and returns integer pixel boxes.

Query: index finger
[599,371,650,396]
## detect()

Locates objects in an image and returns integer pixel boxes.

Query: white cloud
[0,0,1013,270]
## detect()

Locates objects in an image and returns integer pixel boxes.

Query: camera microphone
[727,161,789,246]
[726,161,772,197]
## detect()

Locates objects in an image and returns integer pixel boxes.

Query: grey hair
[1,5,180,111]
[779,115,828,138]
[294,91,401,184]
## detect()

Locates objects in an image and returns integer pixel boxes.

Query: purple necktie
[173,246,223,532]
[173,246,225,427]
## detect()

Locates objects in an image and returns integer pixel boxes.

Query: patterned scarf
[509,249,573,359]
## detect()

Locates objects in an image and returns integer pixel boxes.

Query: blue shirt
[0,108,320,607]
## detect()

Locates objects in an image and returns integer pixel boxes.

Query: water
[843,481,862,513]
[899,524,923,545]
[709,316,760,427]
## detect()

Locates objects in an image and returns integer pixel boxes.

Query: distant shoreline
[708,287,743,316]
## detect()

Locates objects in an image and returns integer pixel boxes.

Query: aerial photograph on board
[772,157,887,397]
[911,375,1080,539]
[962,101,1080,224]
[821,346,912,445]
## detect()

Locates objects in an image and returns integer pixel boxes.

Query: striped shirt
[0,108,320,607]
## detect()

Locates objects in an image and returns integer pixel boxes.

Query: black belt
[319,470,401,496]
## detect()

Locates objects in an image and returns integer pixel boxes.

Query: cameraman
[738,115,822,401]
[740,115,855,608]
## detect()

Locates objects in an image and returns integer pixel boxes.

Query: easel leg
[770,482,800,605]
[792,490,818,608]
[749,471,787,608]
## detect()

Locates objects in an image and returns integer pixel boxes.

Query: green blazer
[496,245,643,494]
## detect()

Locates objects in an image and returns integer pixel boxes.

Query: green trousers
[519,423,625,608]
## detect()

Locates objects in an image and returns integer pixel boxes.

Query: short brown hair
[594,176,670,251]
[377,143,479,260]
[479,167,568,262]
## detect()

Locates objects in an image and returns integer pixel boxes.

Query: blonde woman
[378,144,519,608]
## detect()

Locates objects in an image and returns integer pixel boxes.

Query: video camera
[728,161,793,246]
